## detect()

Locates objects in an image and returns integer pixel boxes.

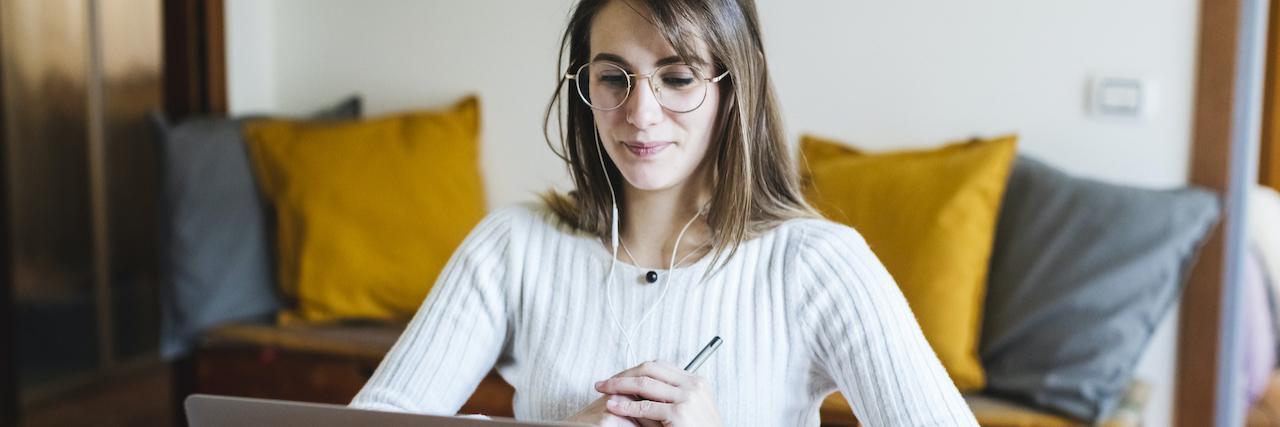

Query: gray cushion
[980,156,1219,423]
[152,97,360,359]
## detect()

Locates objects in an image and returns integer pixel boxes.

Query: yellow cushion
[800,134,1017,391]
[245,97,486,324]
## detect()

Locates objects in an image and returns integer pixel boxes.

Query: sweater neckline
[588,235,715,275]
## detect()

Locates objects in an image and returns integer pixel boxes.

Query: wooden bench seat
[192,322,1082,427]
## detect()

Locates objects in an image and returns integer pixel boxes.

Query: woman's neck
[616,179,712,270]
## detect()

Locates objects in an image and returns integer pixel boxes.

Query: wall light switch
[1090,76,1155,119]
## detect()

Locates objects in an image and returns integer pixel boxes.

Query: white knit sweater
[350,203,978,426]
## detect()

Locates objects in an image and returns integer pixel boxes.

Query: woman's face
[588,1,720,193]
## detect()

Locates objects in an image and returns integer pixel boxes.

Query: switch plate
[1089,75,1155,119]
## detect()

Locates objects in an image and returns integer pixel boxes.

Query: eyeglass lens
[575,62,709,113]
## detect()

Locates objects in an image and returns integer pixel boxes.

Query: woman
[350,0,978,426]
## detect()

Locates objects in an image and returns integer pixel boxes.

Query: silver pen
[624,337,722,404]
[683,336,723,373]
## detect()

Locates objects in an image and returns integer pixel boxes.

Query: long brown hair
[542,0,817,267]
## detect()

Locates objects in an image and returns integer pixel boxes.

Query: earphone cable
[619,236,709,271]
[595,124,636,368]
[594,123,702,368]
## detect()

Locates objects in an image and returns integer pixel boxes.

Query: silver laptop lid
[185,394,590,427]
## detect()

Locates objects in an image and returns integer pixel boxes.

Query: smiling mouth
[623,141,673,157]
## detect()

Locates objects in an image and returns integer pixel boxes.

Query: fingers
[607,395,652,427]
[563,395,643,427]
[607,394,635,403]
[635,418,663,427]
[597,360,721,426]
[606,398,671,422]
[611,359,691,386]
[596,376,686,403]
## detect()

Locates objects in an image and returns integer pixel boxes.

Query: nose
[625,76,663,129]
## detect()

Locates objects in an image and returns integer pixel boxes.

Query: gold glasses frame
[565,61,731,113]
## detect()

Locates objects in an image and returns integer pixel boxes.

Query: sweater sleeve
[349,208,517,414]
[790,222,978,426]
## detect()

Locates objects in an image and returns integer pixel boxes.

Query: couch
[155,97,1221,426]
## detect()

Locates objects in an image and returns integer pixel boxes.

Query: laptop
[185,394,592,427]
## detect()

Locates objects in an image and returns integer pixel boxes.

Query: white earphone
[595,124,699,369]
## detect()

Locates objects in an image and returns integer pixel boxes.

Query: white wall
[228,0,1202,201]
[225,0,276,114]
[223,1,1202,425]
[760,1,1199,189]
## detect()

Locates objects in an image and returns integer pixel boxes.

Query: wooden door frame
[0,0,16,425]
[163,0,226,120]
[161,2,225,425]
[1179,0,1269,426]
[0,47,14,427]
[1259,0,1280,189]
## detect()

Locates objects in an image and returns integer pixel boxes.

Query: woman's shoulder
[476,200,587,238]
[768,218,900,309]
[481,201,546,223]
[767,217,873,256]
[753,217,888,283]
[455,202,586,260]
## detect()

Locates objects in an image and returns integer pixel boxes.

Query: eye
[659,67,698,89]
[661,76,696,89]
[597,69,629,88]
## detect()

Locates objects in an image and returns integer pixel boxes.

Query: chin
[622,169,682,191]
[625,177,676,192]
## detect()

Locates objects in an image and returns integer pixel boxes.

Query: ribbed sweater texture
[350,203,978,426]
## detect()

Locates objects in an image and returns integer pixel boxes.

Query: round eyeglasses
[566,61,730,113]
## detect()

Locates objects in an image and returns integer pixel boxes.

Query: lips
[623,141,673,157]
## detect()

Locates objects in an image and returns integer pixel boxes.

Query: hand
[564,394,643,427]
[594,360,724,427]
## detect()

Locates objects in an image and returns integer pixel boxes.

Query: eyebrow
[592,53,709,69]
